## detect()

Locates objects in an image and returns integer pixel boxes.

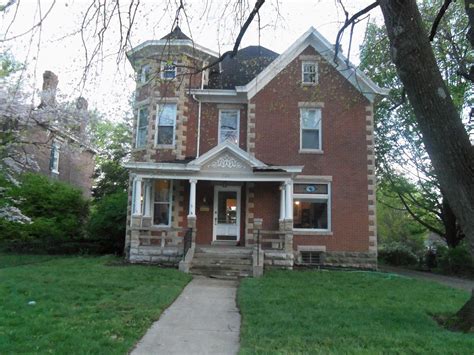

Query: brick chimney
[76,96,89,135]
[39,71,58,108]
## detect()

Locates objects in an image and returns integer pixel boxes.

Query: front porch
[125,142,301,275]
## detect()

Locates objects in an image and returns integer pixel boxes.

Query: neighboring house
[2,71,96,197]
[124,26,388,272]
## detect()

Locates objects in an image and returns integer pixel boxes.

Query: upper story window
[136,107,149,148]
[140,64,152,83]
[293,183,331,231]
[156,103,177,146]
[300,108,322,151]
[49,141,60,174]
[161,61,176,80]
[302,61,318,84]
[153,180,172,226]
[219,110,240,145]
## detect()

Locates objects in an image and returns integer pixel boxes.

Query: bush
[435,243,474,276]
[0,173,89,252]
[378,242,418,266]
[88,191,127,255]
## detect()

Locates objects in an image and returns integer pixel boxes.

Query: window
[302,61,317,84]
[293,183,330,231]
[161,61,176,80]
[156,103,177,146]
[219,110,240,145]
[153,180,172,226]
[300,108,322,150]
[136,107,149,148]
[140,65,152,83]
[49,142,60,174]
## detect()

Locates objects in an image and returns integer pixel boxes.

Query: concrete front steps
[190,245,253,279]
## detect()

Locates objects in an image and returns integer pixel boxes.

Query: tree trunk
[378,0,474,329]
[441,196,463,248]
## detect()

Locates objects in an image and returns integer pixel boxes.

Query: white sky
[1,0,383,119]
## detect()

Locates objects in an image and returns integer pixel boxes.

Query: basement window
[300,251,323,265]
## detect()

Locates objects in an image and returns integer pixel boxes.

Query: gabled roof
[188,141,267,168]
[236,27,389,102]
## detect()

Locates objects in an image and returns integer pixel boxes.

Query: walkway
[379,265,474,292]
[131,276,240,355]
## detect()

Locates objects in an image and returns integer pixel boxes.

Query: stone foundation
[129,245,182,265]
[294,251,377,270]
[263,250,294,270]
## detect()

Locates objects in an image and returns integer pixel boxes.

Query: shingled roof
[161,25,191,41]
[207,45,279,89]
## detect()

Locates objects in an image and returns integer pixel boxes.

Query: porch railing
[256,229,286,250]
[182,228,193,260]
[131,226,189,250]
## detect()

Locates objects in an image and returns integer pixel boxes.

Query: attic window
[302,61,317,84]
[300,251,323,265]
[161,61,176,80]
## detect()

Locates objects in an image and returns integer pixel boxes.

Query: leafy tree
[359,0,473,248]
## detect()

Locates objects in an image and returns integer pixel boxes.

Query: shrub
[87,191,127,255]
[378,242,418,266]
[0,173,89,252]
[435,243,474,276]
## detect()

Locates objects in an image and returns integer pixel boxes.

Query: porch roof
[124,142,303,181]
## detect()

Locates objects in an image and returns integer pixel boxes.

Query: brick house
[124,26,387,274]
[4,71,96,197]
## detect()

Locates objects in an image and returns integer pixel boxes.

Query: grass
[0,253,191,354]
[238,270,474,354]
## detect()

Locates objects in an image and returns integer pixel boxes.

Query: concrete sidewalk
[131,276,240,355]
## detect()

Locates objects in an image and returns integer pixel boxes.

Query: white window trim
[155,103,177,148]
[293,182,331,232]
[218,109,240,145]
[300,108,322,152]
[152,180,173,227]
[301,61,318,85]
[161,61,176,80]
[136,107,149,149]
[50,142,60,174]
[140,64,152,84]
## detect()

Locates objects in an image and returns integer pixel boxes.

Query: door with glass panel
[213,186,241,242]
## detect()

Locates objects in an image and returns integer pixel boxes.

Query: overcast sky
[1,0,383,119]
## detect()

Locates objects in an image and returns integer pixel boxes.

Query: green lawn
[0,254,191,354]
[238,270,474,354]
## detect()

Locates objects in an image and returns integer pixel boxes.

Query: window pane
[157,126,174,145]
[220,112,238,130]
[220,129,238,144]
[153,203,170,225]
[294,184,328,194]
[303,63,316,73]
[137,127,147,147]
[158,104,177,126]
[217,191,237,224]
[303,73,316,83]
[302,109,319,129]
[154,180,170,202]
[139,107,149,127]
[293,199,328,229]
[302,129,319,149]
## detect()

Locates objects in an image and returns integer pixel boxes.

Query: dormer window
[161,61,176,80]
[302,61,317,84]
[140,64,152,83]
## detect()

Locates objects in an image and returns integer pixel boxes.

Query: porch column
[132,176,142,216]
[143,180,152,217]
[285,180,293,220]
[279,183,286,221]
[188,179,197,218]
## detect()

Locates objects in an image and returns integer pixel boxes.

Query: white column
[143,180,152,217]
[133,176,142,216]
[188,179,197,218]
[279,183,286,221]
[285,180,293,220]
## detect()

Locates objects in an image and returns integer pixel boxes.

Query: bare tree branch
[429,0,453,41]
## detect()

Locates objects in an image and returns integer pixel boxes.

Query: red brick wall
[251,46,371,253]
[252,182,280,231]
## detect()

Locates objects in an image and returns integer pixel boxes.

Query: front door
[213,186,241,243]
